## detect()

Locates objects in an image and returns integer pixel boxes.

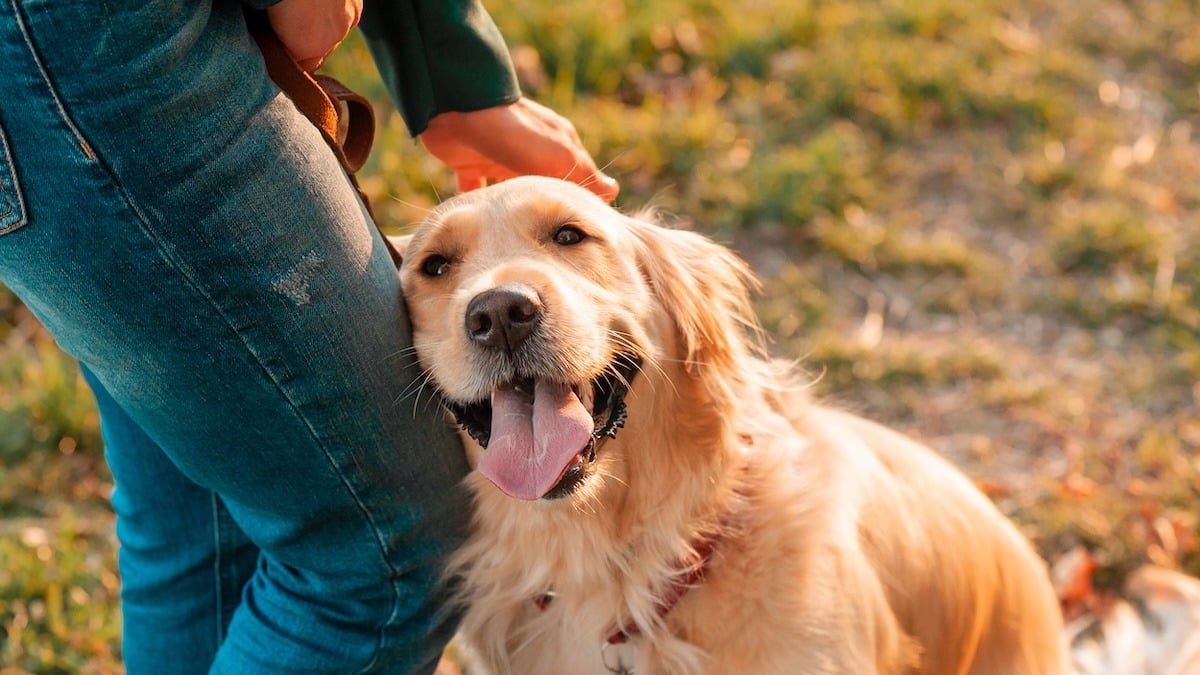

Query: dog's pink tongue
[479,381,593,500]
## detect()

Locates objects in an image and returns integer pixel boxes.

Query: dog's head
[396,177,759,503]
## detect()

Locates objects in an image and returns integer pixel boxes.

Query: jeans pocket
[0,121,28,235]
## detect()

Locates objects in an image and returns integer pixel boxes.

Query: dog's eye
[553,225,586,246]
[421,255,452,277]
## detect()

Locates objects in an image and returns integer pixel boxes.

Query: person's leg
[84,366,260,674]
[0,1,470,672]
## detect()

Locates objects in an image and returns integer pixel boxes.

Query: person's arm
[358,0,519,136]
[256,0,619,201]
[358,0,618,200]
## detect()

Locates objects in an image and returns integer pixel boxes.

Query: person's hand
[267,0,363,72]
[420,98,620,203]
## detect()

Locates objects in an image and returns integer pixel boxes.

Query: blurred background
[3,0,1199,671]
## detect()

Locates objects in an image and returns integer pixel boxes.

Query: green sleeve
[358,0,522,136]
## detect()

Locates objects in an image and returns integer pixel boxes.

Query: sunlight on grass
[0,519,120,674]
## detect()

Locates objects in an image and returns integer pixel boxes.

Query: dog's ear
[627,215,762,376]
[386,234,413,264]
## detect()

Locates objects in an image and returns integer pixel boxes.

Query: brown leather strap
[247,11,402,267]
[313,74,376,175]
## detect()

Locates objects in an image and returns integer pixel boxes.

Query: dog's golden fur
[395,176,1067,674]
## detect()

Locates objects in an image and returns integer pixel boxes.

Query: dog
[392,176,1067,674]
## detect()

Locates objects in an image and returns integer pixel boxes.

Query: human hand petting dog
[266,0,619,203]
[267,0,363,72]
[420,98,620,203]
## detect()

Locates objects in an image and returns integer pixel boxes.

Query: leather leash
[246,10,403,267]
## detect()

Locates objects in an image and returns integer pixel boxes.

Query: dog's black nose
[465,286,543,351]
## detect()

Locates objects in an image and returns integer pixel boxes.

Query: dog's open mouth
[444,354,641,501]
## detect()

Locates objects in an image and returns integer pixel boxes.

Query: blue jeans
[0,1,470,672]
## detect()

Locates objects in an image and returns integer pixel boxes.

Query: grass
[3,0,1198,670]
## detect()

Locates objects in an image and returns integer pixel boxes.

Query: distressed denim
[0,1,470,672]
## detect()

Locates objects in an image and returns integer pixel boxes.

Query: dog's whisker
[572,150,627,194]
[392,367,438,411]
[389,378,423,410]
[427,172,443,204]
[386,195,436,216]
[596,150,628,177]
[607,333,650,367]
[605,333,680,406]
[408,371,441,418]
[380,343,422,364]
[600,467,630,493]
[559,158,585,185]
[609,340,671,395]
[569,489,602,517]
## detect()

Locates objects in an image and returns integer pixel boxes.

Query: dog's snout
[465,286,543,351]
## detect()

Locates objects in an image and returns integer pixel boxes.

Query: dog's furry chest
[449,446,832,675]
[449,487,720,675]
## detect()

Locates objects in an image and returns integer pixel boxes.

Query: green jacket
[247,0,521,136]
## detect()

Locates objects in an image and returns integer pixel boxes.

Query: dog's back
[786,401,1068,674]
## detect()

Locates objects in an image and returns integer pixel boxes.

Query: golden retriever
[393,176,1067,675]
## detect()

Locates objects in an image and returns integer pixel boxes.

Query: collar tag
[601,640,636,675]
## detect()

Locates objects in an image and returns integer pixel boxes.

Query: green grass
[3,0,1199,670]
